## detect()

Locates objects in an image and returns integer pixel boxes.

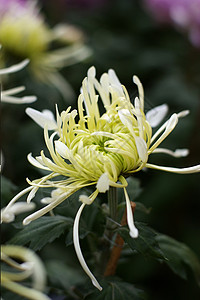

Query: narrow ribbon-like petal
[149,114,178,153]
[0,59,29,75]
[1,94,37,104]
[27,153,50,170]
[135,137,148,163]
[123,188,138,238]
[73,203,102,291]
[152,148,189,157]
[145,163,200,174]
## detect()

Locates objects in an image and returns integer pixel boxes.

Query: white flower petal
[1,202,35,223]
[1,187,33,222]
[26,108,57,130]
[135,137,148,162]
[96,173,109,193]
[108,69,123,95]
[2,94,37,104]
[149,114,178,153]
[118,108,131,117]
[23,191,71,225]
[55,141,69,159]
[41,197,53,204]
[151,110,189,144]
[73,203,102,291]
[79,195,93,205]
[27,187,38,203]
[2,86,25,96]
[108,69,122,88]
[145,163,200,174]
[27,153,50,170]
[87,66,96,78]
[124,188,138,238]
[101,113,111,122]
[166,113,178,131]
[1,210,14,223]
[118,110,133,131]
[152,148,189,157]
[146,104,168,127]
[177,110,190,118]
[9,202,36,214]
[0,59,29,75]
[133,75,144,111]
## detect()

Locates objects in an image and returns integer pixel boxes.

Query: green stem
[97,187,118,274]
[108,187,118,222]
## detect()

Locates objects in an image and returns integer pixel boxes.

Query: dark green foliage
[8,216,73,251]
[46,259,86,291]
[84,277,146,300]
[118,223,165,259]
[156,234,200,286]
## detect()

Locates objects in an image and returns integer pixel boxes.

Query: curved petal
[1,187,33,222]
[23,189,77,225]
[133,75,144,111]
[149,114,178,153]
[27,153,50,170]
[123,188,138,238]
[0,59,29,75]
[73,203,102,291]
[145,163,200,174]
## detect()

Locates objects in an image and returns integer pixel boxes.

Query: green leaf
[46,259,86,291]
[8,215,73,251]
[84,277,146,300]
[118,222,165,259]
[156,234,200,286]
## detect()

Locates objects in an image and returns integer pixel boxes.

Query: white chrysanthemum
[4,67,200,290]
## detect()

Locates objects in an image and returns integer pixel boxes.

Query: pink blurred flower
[0,0,27,17]
[144,0,200,47]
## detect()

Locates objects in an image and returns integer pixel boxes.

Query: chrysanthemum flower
[4,67,200,290]
[1,245,50,300]
[0,0,91,97]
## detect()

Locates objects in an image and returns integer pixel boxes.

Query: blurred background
[1,0,200,299]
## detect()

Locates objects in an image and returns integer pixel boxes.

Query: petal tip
[129,228,139,239]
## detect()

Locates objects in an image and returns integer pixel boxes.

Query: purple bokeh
[0,0,26,15]
[144,0,200,47]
